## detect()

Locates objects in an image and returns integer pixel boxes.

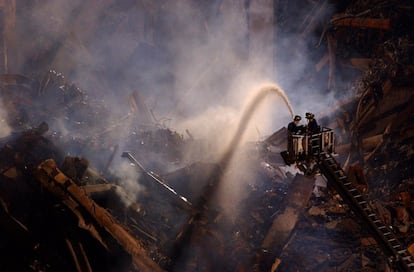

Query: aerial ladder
[282,128,414,272]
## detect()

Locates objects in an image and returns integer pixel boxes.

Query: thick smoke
[14,0,342,140]
[11,0,337,214]
[7,1,347,268]
[14,1,299,149]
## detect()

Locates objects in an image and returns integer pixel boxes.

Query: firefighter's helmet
[305,112,314,119]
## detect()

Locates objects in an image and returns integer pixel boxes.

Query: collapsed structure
[0,0,414,272]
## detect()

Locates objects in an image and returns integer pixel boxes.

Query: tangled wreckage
[1,62,414,272]
[1,1,414,272]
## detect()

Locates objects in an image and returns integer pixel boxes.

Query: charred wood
[34,159,164,272]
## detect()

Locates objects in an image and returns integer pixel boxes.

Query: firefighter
[287,115,304,162]
[288,115,304,134]
[305,112,319,134]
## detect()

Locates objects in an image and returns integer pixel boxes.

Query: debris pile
[0,71,304,271]
[1,0,414,271]
[271,0,414,270]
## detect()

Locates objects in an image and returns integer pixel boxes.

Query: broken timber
[34,159,164,272]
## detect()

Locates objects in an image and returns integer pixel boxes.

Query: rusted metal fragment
[408,243,414,257]
[34,159,164,272]
[331,15,391,30]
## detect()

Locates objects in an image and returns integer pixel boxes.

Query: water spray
[170,83,294,269]
[217,83,294,170]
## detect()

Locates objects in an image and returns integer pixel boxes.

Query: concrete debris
[0,0,414,271]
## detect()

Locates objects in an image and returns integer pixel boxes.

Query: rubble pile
[0,71,302,271]
[269,0,414,271]
[1,0,414,271]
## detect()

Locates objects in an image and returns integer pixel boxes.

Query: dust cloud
[3,2,345,266]
[6,0,339,216]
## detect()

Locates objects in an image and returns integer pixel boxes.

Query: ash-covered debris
[0,71,303,272]
[0,71,175,270]
[1,0,414,271]
[0,70,192,172]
